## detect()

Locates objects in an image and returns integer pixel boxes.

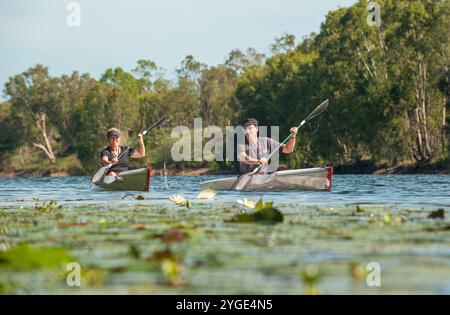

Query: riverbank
[333,159,450,175]
[0,167,229,177]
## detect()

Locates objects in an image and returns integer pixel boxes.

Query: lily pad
[229,198,283,224]
[0,244,73,270]
[162,229,187,244]
[428,209,445,219]
[34,200,62,213]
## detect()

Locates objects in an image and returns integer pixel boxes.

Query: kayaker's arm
[131,133,145,158]
[101,155,111,166]
[238,152,268,165]
[101,155,118,166]
[282,127,298,154]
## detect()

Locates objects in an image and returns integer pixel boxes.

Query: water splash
[163,161,169,189]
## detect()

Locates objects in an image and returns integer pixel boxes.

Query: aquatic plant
[81,268,108,287]
[162,229,187,244]
[229,198,283,224]
[384,213,391,225]
[169,195,186,205]
[169,195,192,208]
[350,262,368,279]
[301,264,322,295]
[0,244,72,270]
[161,258,184,286]
[196,188,217,200]
[34,200,62,213]
[237,198,256,209]
[428,209,445,219]
[1,201,450,294]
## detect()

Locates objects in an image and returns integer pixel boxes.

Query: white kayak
[200,167,333,191]
[97,167,152,191]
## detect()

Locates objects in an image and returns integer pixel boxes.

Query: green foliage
[229,198,283,224]
[0,102,25,154]
[0,244,72,270]
[301,264,322,295]
[270,33,296,54]
[234,0,449,165]
[161,258,184,286]
[1,0,449,173]
[34,200,62,213]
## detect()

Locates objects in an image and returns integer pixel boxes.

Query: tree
[48,72,96,155]
[270,33,296,55]
[132,59,165,93]
[200,65,237,127]
[71,81,140,172]
[0,101,25,156]
[225,48,265,75]
[4,65,58,163]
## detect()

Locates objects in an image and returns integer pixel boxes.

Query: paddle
[91,116,167,185]
[231,99,329,191]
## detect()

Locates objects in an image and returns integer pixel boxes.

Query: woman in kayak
[100,128,146,177]
[237,118,298,174]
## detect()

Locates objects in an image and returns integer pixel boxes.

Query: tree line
[1,0,449,174]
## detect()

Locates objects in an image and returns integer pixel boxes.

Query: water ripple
[0,174,449,209]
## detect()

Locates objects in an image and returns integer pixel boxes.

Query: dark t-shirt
[100,146,135,173]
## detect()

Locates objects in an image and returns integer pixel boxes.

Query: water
[1,174,450,294]
[0,174,449,210]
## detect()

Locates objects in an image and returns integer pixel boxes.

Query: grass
[1,152,85,176]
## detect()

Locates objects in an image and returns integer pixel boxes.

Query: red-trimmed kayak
[201,166,333,191]
[97,167,152,191]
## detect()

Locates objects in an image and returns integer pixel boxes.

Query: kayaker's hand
[258,158,269,165]
[111,157,119,164]
[290,127,298,136]
[137,132,144,143]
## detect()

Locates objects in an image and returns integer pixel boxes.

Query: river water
[0,174,449,210]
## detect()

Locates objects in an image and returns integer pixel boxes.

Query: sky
[0,0,358,100]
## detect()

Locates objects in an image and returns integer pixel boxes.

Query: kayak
[200,166,333,191]
[96,167,152,191]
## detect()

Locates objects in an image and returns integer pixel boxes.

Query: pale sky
[0,0,358,100]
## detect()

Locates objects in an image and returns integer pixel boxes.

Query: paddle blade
[91,165,111,185]
[231,173,254,191]
[304,99,329,122]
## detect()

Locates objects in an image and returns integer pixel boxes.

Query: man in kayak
[100,128,146,177]
[237,118,298,174]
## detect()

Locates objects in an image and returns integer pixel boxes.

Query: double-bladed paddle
[231,99,330,191]
[91,115,167,185]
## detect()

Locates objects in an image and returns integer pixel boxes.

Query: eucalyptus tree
[4,65,58,163]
